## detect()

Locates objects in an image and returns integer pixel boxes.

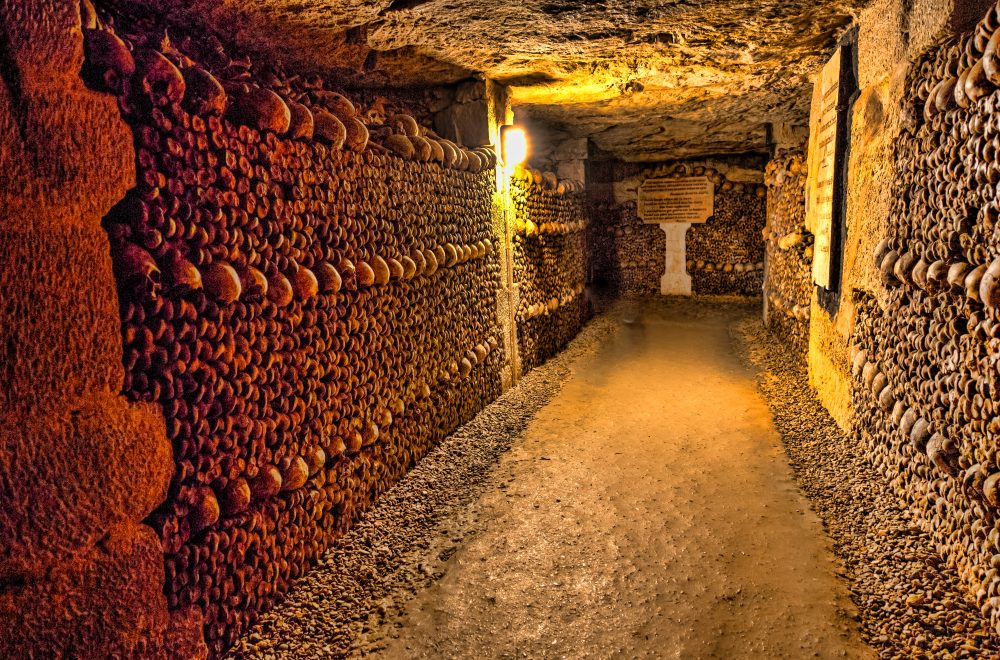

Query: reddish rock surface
[0,0,183,655]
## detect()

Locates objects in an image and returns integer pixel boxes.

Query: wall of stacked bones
[70,9,588,656]
[676,163,768,297]
[587,160,766,298]
[763,150,813,357]
[854,3,1000,634]
[587,199,666,297]
[510,169,591,373]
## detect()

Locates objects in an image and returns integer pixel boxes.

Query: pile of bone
[518,285,586,321]
[857,5,1000,634]
[687,260,764,274]
[509,177,590,372]
[915,2,1000,123]
[763,149,812,351]
[738,313,1000,657]
[516,293,589,374]
[511,170,587,236]
[81,13,495,174]
[86,9,510,656]
[766,290,810,321]
[673,161,767,297]
[511,167,584,194]
[594,203,665,296]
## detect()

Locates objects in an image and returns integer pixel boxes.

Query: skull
[116,242,161,298]
[131,49,186,109]
[181,65,227,116]
[82,29,135,96]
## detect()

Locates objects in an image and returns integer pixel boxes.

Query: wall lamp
[501,125,529,171]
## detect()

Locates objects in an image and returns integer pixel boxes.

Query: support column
[483,80,520,389]
[660,223,692,295]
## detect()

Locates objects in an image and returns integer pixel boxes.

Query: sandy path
[381,301,870,659]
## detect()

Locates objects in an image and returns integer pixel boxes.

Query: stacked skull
[853,0,1000,636]
[510,168,590,373]
[589,200,665,297]
[85,11,505,656]
[763,150,812,357]
[671,163,767,296]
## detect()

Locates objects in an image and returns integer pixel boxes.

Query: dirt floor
[379,300,870,658]
[232,298,1000,659]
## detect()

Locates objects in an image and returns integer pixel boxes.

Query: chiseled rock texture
[107,0,873,160]
[0,0,200,656]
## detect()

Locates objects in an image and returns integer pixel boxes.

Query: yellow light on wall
[501,125,528,170]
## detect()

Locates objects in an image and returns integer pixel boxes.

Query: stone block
[0,524,202,658]
[434,98,491,147]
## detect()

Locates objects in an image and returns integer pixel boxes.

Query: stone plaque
[806,47,841,289]
[638,177,714,225]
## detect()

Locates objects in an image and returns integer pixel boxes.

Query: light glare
[503,127,528,169]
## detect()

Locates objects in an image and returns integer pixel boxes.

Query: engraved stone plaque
[806,47,841,289]
[638,177,714,225]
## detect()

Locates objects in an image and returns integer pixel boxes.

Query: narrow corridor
[380,301,868,658]
[230,301,872,658]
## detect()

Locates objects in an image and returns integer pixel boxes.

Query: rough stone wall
[764,150,813,357]
[6,6,513,658]
[0,1,200,657]
[511,170,590,374]
[849,0,1000,636]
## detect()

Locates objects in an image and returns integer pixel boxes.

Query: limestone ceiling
[110,0,873,161]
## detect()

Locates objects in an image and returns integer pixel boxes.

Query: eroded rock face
[107,0,871,160]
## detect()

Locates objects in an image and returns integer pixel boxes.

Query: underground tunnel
[7,0,1000,656]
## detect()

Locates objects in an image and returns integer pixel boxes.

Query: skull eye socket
[102,70,120,91]
[151,80,172,96]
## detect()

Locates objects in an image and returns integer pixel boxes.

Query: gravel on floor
[230,299,1000,660]
[732,316,1000,660]
[226,314,617,659]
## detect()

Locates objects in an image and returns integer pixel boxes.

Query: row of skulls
[588,201,665,297]
[679,165,767,297]
[80,3,497,175]
[763,151,812,355]
[511,177,591,374]
[857,0,1000,637]
[82,7,513,656]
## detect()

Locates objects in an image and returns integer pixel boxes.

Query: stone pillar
[481,80,520,389]
[554,137,588,183]
[660,223,692,295]
[0,1,202,656]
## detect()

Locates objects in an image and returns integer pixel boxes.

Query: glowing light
[502,126,528,169]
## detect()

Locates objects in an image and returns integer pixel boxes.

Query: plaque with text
[806,47,841,289]
[638,177,714,225]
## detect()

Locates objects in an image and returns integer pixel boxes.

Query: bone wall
[511,169,591,374]
[764,150,813,358]
[846,0,1000,637]
[587,200,665,297]
[68,7,519,657]
[805,0,991,429]
[679,164,767,297]
[591,159,767,298]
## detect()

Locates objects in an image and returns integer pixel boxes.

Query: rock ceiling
[112,0,873,161]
